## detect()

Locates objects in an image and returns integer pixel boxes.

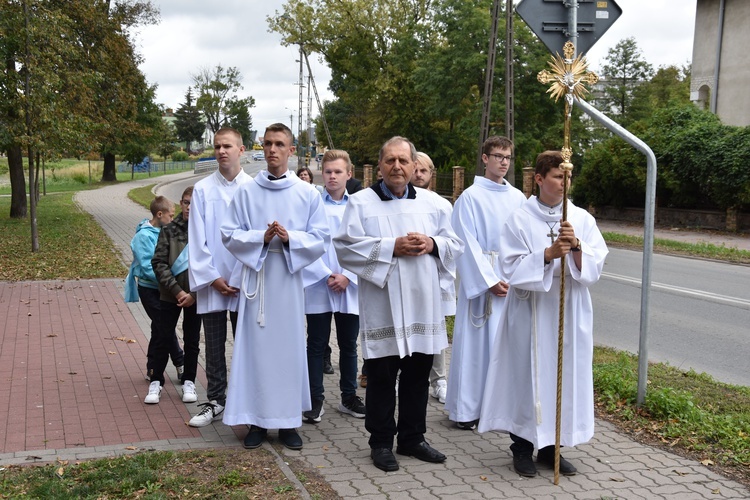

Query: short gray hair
[378,136,417,163]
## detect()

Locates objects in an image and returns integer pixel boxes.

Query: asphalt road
[593,248,750,387]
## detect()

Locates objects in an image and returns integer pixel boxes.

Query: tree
[599,37,654,126]
[192,65,254,134]
[173,88,205,152]
[269,0,572,175]
[0,0,160,212]
[119,83,165,175]
[155,120,177,170]
[633,64,691,111]
[225,96,255,145]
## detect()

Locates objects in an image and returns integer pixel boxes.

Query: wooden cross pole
[537,40,598,485]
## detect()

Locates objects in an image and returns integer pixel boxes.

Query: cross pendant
[547,230,558,244]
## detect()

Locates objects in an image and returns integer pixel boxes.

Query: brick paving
[0,171,747,499]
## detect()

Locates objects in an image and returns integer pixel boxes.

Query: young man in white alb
[188,127,253,427]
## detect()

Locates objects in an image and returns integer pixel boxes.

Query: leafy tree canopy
[192,65,255,134]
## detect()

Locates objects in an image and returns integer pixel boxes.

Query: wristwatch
[570,239,581,252]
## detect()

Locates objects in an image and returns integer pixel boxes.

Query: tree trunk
[101,151,117,181]
[7,144,27,218]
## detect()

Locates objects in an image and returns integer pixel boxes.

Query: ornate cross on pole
[537,40,599,181]
[536,40,598,486]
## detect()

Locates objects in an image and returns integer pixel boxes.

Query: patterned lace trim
[363,320,447,342]
[362,241,381,281]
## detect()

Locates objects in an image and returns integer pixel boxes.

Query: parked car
[252,152,265,161]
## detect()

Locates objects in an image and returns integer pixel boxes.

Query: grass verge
[126,183,181,214]
[0,161,194,195]
[594,346,750,486]
[603,231,750,264]
[0,448,339,499]
[0,194,126,281]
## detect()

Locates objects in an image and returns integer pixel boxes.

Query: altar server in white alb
[220,123,329,451]
[301,149,366,425]
[478,150,608,478]
[334,136,464,473]
[188,127,253,427]
[445,136,526,431]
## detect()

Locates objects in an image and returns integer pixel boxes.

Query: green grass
[0,449,317,499]
[603,231,750,264]
[594,347,750,470]
[0,159,194,195]
[0,194,126,281]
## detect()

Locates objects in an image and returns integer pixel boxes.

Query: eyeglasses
[180,200,190,206]
[487,153,513,163]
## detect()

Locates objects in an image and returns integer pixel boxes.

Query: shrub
[171,151,189,162]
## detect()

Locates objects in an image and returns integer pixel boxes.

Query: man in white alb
[445,136,526,430]
[334,136,464,472]
[220,123,329,451]
[188,127,253,427]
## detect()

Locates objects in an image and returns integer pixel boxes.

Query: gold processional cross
[535,40,598,487]
[537,40,599,174]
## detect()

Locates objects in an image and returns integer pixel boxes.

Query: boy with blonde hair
[125,195,184,381]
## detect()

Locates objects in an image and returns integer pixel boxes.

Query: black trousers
[365,352,433,449]
[139,285,183,371]
[151,300,201,385]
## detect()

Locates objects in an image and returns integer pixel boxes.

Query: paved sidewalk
[0,172,747,499]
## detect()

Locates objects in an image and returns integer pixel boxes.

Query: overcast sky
[135,0,697,138]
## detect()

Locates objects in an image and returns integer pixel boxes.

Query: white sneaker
[431,379,447,404]
[189,400,225,427]
[144,381,162,404]
[182,380,197,403]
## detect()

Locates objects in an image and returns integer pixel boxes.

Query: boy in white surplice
[479,150,608,477]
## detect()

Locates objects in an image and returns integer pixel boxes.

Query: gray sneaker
[189,400,224,427]
[338,395,366,418]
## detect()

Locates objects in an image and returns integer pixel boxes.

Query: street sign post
[516,0,622,55]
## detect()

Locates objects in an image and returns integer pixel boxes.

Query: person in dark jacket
[145,186,201,405]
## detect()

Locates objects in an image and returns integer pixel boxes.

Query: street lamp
[284,107,296,138]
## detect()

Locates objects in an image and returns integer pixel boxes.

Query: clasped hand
[394,232,434,257]
[265,220,289,243]
[327,273,350,293]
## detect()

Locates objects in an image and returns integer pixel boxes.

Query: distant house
[691,0,750,126]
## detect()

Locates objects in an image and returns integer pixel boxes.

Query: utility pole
[476,0,502,176]
[297,45,304,169]
[307,74,313,164]
[505,0,515,185]
[302,50,334,149]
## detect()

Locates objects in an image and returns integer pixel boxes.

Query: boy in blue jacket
[125,195,184,380]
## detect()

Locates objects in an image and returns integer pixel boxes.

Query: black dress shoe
[512,452,537,477]
[323,356,334,374]
[456,419,479,430]
[243,425,267,449]
[536,447,577,475]
[396,441,446,463]
[278,428,303,450]
[371,448,399,472]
